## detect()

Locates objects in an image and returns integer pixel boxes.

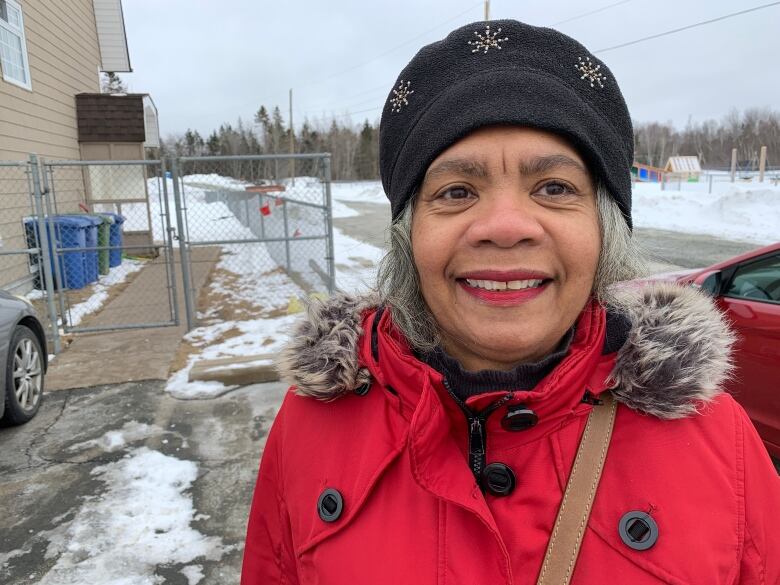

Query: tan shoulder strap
[537,392,617,585]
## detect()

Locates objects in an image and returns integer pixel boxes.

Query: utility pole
[289,88,295,186]
[485,0,490,21]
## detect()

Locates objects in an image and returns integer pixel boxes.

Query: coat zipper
[443,379,514,486]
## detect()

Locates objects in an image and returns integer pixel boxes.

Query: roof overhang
[93,0,132,72]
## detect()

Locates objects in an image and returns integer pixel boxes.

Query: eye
[535,181,577,198]
[436,185,476,201]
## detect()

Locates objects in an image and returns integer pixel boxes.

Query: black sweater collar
[423,328,575,401]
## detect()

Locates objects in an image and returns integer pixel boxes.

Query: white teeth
[465,278,544,290]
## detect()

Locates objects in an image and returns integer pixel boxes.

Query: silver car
[0,290,47,425]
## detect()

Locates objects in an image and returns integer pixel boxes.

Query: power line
[234,2,780,130]
[595,1,780,53]
[303,84,389,114]
[550,0,635,27]
[300,1,483,90]
[302,0,637,117]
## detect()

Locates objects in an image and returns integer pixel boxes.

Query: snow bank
[633,181,779,244]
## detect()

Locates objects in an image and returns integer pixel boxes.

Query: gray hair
[376,184,646,353]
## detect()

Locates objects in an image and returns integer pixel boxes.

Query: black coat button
[354,382,371,396]
[501,405,538,431]
[317,488,344,522]
[482,463,516,496]
[619,511,659,550]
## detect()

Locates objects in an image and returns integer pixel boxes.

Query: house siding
[0,0,102,289]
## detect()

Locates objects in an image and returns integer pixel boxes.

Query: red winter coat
[242,284,780,584]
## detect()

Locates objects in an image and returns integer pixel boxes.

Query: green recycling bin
[93,214,113,275]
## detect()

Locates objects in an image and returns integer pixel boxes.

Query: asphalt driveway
[0,379,287,584]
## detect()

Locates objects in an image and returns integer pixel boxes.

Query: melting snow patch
[67,421,162,453]
[181,564,205,585]
[166,313,297,400]
[37,447,228,584]
[60,260,146,327]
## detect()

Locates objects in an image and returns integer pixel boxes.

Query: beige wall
[0,0,102,289]
[0,0,101,159]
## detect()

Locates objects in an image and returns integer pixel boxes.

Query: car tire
[1,324,44,426]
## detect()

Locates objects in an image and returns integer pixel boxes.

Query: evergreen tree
[101,72,128,94]
[206,131,220,155]
[355,121,377,179]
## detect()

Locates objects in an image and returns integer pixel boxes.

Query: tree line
[160,106,779,180]
[634,107,778,170]
[160,106,379,181]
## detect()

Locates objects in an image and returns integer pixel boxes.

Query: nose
[465,187,545,248]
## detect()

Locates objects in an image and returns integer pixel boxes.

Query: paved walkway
[46,247,220,391]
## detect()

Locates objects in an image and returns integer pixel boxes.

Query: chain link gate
[170,153,335,330]
[41,158,179,334]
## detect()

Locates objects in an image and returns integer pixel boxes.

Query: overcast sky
[120,0,780,138]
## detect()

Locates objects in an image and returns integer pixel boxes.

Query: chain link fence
[0,159,58,345]
[173,154,335,328]
[0,153,335,352]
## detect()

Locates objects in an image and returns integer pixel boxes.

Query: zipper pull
[468,416,486,480]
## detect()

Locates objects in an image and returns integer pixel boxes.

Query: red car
[640,242,780,460]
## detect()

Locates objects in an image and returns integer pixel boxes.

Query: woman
[242,20,780,584]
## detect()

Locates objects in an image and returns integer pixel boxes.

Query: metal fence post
[323,155,336,294]
[39,158,67,327]
[160,160,180,326]
[170,157,195,331]
[29,155,61,354]
[708,173,713,194]
[258,194,265,239]
[282,193,291,272]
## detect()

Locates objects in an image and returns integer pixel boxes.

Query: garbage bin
[59,215,101,284]
[24,216,91,290]
[92,214,112,275]
[23,217,55,290]
[98,212,126,268]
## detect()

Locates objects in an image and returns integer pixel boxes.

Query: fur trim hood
[276,284,735,419]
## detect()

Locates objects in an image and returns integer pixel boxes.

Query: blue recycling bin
[24,216,90,290]
[98,212,126,267]
[60,215,101,283]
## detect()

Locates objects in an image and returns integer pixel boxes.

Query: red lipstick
[456,270,551,306]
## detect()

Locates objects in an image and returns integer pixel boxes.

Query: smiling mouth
[456,275,552,305]
[462,278,547,291]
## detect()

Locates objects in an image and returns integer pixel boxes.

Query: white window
[0,0,32,90]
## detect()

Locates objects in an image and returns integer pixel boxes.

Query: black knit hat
[379,19,634,228]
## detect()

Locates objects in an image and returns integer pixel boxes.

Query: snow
[26,259,146,328]
[181,565,205,585]
[36,447,228,585]
[67,421,162,453]
[164,178,386,400]
[633,180,779,245]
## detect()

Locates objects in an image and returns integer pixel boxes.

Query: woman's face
[412,126,600,371]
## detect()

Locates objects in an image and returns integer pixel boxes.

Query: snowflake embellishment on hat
[389,80,414,113]
[576,56,607,88]
[468,24,509,54]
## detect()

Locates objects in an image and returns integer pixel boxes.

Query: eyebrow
[423,154,588,184]
[423,158,489,183]
[518,154,588,176]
